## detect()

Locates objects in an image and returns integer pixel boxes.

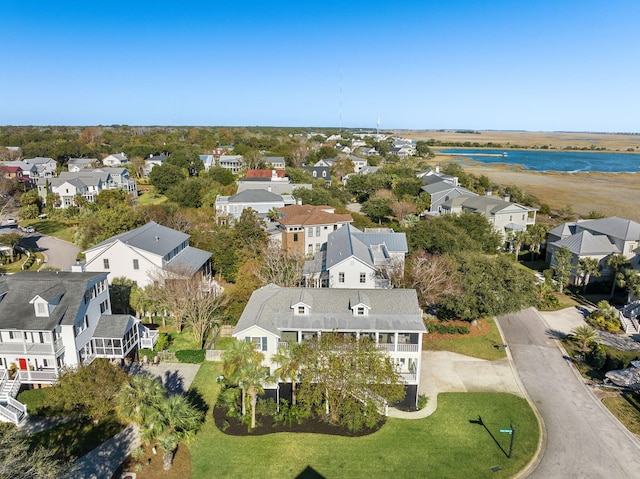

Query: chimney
[486,190,493,196]
[155,236,159,241]
[268,186,272,192]
[503,194,510,202]
[435,164,440,173]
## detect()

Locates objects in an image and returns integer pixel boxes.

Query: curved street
[497,309,640,478]
[21,233,80,271]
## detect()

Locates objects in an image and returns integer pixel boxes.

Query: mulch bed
[213,404,384,437]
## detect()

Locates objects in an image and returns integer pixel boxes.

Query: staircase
[0,373,27,426]
[621,301,640,334]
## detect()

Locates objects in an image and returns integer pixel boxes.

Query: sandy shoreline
[430,155,640,222]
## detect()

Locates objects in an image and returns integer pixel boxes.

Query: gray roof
[234,284,425,337]
[85,221,190,257]
[167,246,212,273]
[354,227,408,253]
[0,271,108,331]
[236,181,311,195]
[577,217,640,242]
[548,222,577,239]
[93,314,136,339]
[550,230,619,256]
[325,224,407,270]
[229,189,285,203]
[24,157,56,165]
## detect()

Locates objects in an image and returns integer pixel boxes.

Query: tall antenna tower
[339,66,343,132]
[376,116,380,136]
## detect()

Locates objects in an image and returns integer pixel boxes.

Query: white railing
[397,344,419,352]
[139,328,159,350]
[400,372,417,382]
[278,341,290,349]
[53,337,65,354]
[17,370,57,384]
[0,404,18,424]
[7,396,26,416]
[376,343,395,352]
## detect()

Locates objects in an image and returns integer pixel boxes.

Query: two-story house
[304,224,408,289]
[0,271,157,425]
[102,153,129,167]
[233,284,427,408]
[67,158,98,172]
[276,204,353,257]
[82,221,212,287]
[216,190,296,222]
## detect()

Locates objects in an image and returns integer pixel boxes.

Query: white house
[102,152,129,167]
[233,284,427,408]
[82,221,212,287]
[67,158,97,172]
[24,157,57,177]
[0,271,157,425]
[304,224,408,289]
[215,190,296,221]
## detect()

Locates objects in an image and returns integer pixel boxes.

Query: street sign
[500,429,513,434]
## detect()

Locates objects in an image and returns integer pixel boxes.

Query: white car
[5,218,16,226]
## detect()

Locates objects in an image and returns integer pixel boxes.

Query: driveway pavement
[20,233,80,271]
[498,308,640,478]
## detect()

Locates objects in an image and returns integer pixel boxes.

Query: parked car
[23,226,35,233]
[5,218,16,226]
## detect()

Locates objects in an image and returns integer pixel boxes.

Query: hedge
[175,349,205,363]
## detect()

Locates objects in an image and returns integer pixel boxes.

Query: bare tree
[409,252,462,309]
[289,139,309,167]
[253,240,305,287]
[184,280,227,348]
[390,201,416,222]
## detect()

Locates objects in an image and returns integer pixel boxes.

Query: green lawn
[423,318,507,360]
[22,219,79,244]
[188,363,539,479]
[135,186,168,206]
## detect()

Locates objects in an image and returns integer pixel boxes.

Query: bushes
[16,387,64,417]
[425,321,470,335]
[176,349,205,363]
[587,300,622,333]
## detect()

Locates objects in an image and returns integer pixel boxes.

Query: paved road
[497,308,640,479]
[21,233,80,271]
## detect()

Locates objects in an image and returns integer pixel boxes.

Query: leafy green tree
[0,232,23,261]
[0,426,64,479]
[166,148,204,175]
[205,166,235,185]
[527,223,549,260]
[510,229,530,260]
[606,254,630,298]
[233,208,267,251]
[109,277,136,313]
[437,253,538,320]
[166,177,203,208]
[116,375,165,425]
[297,333,404,430]
[617,269,640,303]
[552,246,574,293]
[393,176,423,198]
[149,163,185,194]
[222,339,265,418]
[576,257,601,294]
[361,196,393,224]
[53,359,128,423]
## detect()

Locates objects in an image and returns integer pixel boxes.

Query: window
[103,259,110,270]
[356,306,365,315]
[333,225,338,230]
[133,259,139,270]
[315,243,320,252]
[313,171,317,177]
[322,170,327,177]
[100,300,109,314]
[509,215,513,222]
[338,272,345,283]
[297,306,306,314]
[316,226,320,236]
[37,302,46,315]
[308,227,313,238]
[308,244,313,255]
[359,273,366,283]
[293,233,298,242]
[245,336,268,351]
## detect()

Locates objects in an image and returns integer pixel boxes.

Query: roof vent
[155,236,159,241]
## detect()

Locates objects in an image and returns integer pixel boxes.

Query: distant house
[300,166,331,184]
[244,169,287,180]
[0,165,23,179]
[263,156,286,170]
[93,167,138,196]
[546,217,640,284]
[82,221,212,287]
[143,154,168,176]
[102,153,129,167]
[441,193,536,241]
[359,147,379,157]
[215,189,296,221]
[304,224,408,289]
[24,157,57,177]
[314,158,336,168]
[345,155,368,173]
[236,170,311,195]
[68,158,98,172]
[0,271,157,424]
[233,284,426,408]
[276,204,352,256]
[1,161,37,178]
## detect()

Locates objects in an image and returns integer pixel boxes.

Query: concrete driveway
[21,233,80,271]
[497,308,640,478]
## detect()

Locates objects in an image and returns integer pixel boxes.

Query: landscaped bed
[423,317,507,360]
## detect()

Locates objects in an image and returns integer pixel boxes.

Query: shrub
[588,344,607,370]
[175,349,205,363]
[153,332,169,352]
[16,387,64,417]
[425,321,470,335]
[417,394,429,410]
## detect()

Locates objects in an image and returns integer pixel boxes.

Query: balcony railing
[397,344,419,352]
[17,370,58,384]
[139,327,159,350]
[0,342,58,355]
[400,372,417,382]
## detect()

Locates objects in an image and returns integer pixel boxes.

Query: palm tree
[511,229,530,261]
[528,223,548,261]
[143,394,203,471]
[606,254,630,298]
[243,361,267,430]
[570,325,598,352]
[116,375,165,425]
[222,339,264,417]
[576,257,601,294]
[272,344,302,406]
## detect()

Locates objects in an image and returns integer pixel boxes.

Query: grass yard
[423,317,507,360]
[602,394,640,436]
[22,219,78,243]
[188,363,538,479]
[135,186,168,206]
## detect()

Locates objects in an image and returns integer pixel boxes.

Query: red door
[18,358,27,370]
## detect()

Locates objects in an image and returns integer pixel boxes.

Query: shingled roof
[277,204,352,227]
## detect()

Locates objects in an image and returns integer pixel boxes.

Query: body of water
[437,148,640,173]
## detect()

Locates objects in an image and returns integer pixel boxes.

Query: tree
[552,246,574,293]
[272,343,303,406]
[390,201,416,222]
[569,325,598,352]
[618,269,640,303]
[0,426,64,479]
[233,208,267,251]
[0,232,23,262]
[149,163,185,194]
[606,254,630,298]
[361,197,393,224]
[297,333,404,430]
[510,229,530,260]
[52,359,128,423]
[254,241,305,287]
[408,252,462,309]
[116,374,165,425]
[183,281,227,349]
[222,339,265,419]
[576,257,601,294]
[527,223,549,260]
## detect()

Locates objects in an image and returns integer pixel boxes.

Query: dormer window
[292,301,311,315]
[297,306,306,315]
[356,306,366,315]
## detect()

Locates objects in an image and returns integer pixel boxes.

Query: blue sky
[2,1,639,131]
